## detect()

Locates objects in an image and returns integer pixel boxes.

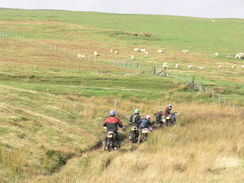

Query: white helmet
[168,104,172,107]
[146,115,152,120]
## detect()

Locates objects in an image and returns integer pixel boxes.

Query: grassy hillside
[0,8,243,104]
[0,8,243,182]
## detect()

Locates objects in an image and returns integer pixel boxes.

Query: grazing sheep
[134,48,140,52]
[110,49,119,54]
[145,52,149,54]
[158,49,164,53]
[198,66,204,70]
[215,52,218,56]
[241,65,244,69]
[131,55,134,60]
[231,64,237,69]
[140,49,146,53]
[182,50,189,53]
[235,53,244,59]
[218,65,224,69]
[175,63,179,69]
[77,54,85,59]
[188,65,193,69]
[94,51,99,56]
[162,62,169,69]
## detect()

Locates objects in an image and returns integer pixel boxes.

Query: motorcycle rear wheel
[107,139,113,152]
[142,133,148,142]
[131,131,137,143]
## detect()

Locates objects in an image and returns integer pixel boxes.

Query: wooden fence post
[115,99,118,109]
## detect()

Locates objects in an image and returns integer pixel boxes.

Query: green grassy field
[0,8,243,182]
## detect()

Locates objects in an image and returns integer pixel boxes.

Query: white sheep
[241,65,244,69]
[182,50,189,53]
[94,51,99,56]
[188,65,193,69]
[215,52,218,56]
[158,49,164,53]
[235,53,244,59]
[140,49,146,53]
[198,66,204,70]
[162,62,169,69]
[175,63,179,69]
[145,52,149,54]
[134,48,140,52]
[77,54,85,59]
[231,64,237,69]
[131,55,134,60]
[114,50,119,54]
[218,65,224,69]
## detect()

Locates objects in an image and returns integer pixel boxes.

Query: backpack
[132,114,138,123]
[140,118,148,128]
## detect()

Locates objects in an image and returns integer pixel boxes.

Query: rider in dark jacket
[129,109,141,128]
[154,110,163,125]
[102,110,124,149]
[138,115,154,142]
[139,115,154,130]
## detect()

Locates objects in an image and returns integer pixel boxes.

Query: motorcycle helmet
[168,104,172,108]
[134,109,140,113]
[146,115,152,120]
[109,110,116,116]
[159,110,162,112]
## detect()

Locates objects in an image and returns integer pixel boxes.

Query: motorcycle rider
[165,104,172,117]
[128,109,141,141]
[129,109,141,128]
[154,110,163,126]
[165,104,172,126]
[138,115,154,142]
[102,110,124,149]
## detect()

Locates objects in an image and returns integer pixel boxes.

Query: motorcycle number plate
[142,129,149,133]
[107,134,113,138]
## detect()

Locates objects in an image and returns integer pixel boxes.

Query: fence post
[115,99,118,109]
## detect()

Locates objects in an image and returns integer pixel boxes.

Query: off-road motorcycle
[129,126,139,143]
[140,128,151,142]
[165,112,178,126]
[104,131,117,151]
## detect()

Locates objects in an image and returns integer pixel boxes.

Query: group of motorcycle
[129,112,178,144]
[102,111,178,151]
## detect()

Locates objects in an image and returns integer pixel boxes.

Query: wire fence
[0,32,142,71]
[1,32,243,113]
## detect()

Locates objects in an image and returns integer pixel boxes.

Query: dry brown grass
[0,18,243,182]
[23,99,244,183]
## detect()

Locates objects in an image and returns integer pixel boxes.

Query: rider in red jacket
[165,104,172,117]
[102,110,124,149]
